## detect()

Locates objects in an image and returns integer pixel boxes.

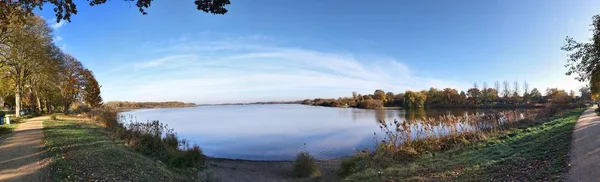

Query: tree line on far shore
[302,81,590,109]
[104,101,196,110]
[0,13,102,117]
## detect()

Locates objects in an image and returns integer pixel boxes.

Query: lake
[121,104,492,161]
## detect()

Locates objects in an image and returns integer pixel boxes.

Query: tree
[0,15,53,117]
[580,87,591,102]
[459,91,467,105]
[482,82,489,106]
[563,15,600,95]
[467,88,481,105]
[82,69,103,108]
[426,87,441,105]
[373,89,386,102]
[502,80,511,100]
[494,81,501,98]
[0,0,230,23]
[404,91,427,109]
[530,88,542,103]
[485,88,498,104]
[523,81,530,103]
[513,80,520,97]
[58,54,85,114]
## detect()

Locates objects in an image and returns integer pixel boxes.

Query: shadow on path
[0,116,50,182]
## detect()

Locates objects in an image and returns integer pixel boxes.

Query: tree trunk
[15,84,21,117]
[36,96,42,114]
[63,102,69,114]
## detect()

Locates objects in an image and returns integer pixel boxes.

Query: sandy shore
[206,158,343,182]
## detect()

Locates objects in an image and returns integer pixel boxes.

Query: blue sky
[38,0,598,104]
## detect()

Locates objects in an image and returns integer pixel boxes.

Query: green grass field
[43,119,197,181]
[345,109,584,181]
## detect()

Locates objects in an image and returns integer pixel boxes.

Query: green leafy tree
[563,15,600,97]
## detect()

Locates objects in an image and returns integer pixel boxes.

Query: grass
[0,123,18,138]
[344,108,584,181]
[43,119,200,181]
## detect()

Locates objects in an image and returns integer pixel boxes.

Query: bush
[291,152,321,178]
[338,153,370,178]
[50,114,58,120]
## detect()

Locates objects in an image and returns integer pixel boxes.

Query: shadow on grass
[43,119,192,181]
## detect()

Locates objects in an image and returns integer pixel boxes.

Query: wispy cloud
[50,19,65,30]
[100,36,469,104]
[53,36,63,42]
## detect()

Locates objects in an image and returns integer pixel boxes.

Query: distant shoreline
[105,101,196,111]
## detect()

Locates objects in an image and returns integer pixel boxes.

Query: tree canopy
[0,13,102,116]
[0,0,230,23]
[563,15,600,97]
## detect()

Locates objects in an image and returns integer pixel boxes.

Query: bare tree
[513,80,520,96]
[494,81,501,97]
[502,80,511,99]
[523,80,530,103]
[482,82,489,106]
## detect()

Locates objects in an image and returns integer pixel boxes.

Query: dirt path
[0,116,50,182]
[567,107,600,182]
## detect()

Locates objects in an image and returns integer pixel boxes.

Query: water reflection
[121,104,525,161]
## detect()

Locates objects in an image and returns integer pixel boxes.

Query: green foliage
[291,151,321,178]
[0,0,230,25]
[50,114,57,120]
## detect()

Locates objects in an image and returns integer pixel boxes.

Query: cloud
[133,54,197,69]
[100,37,469,104]
[50,19,65,30]
[53,36,63,42]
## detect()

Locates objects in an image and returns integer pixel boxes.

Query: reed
[339,104,577,177]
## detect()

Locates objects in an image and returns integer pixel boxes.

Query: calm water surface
[122,104,487,161]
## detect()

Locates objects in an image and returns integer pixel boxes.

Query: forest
[303,81,590,109]
[0,14,102,117]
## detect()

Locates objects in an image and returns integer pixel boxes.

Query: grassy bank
[43,118,198,181]
[0,123,18,138]
[344,108,584,181]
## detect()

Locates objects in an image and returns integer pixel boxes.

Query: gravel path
[0,116,50,182]
[567,107,600,182]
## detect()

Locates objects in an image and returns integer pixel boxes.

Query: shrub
[291,151,321,178]
[338,152,370,178]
